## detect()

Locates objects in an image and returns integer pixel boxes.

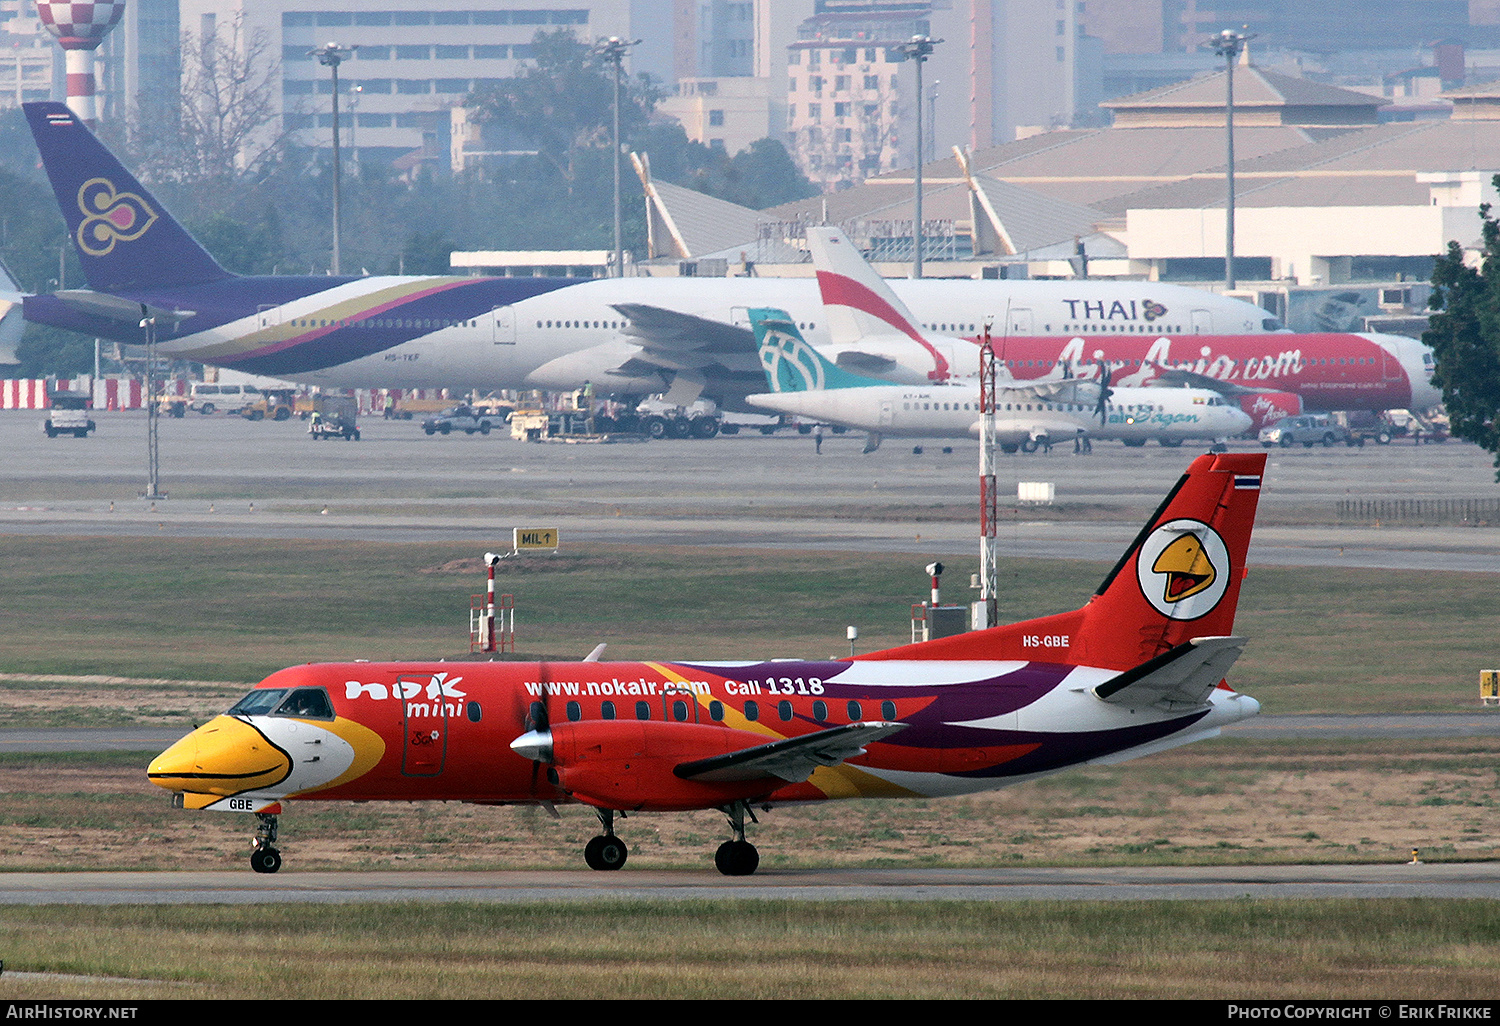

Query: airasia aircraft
[802,225,1437,431]
[149,452,1266,875]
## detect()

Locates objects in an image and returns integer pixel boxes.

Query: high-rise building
[178,1,640,169]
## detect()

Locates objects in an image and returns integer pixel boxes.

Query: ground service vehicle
[422,405,495,436]
[42,391,94,437]
[1258,414,1356,448]
[308,395,359,440]
[240,388,296,421]
[188,382,261,416]
[149,452,1266,877]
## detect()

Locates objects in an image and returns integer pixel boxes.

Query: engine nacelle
[548,720,780,811]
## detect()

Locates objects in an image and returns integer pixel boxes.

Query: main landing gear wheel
[715,840,758,876]
[584,835,628,870]
[583,808,627,870]
[715,800,760,876]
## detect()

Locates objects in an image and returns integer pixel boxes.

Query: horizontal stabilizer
[56,289,196,325]
[1094,635,1245,710]
[675,721,906,783]
[835,350,900,375]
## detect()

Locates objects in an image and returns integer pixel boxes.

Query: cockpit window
[228,689,288,716]
[227,687,334,719]
[273,688,335,719]
[1262,317,1284,331]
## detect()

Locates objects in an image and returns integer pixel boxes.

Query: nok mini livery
[151,452,1267,876]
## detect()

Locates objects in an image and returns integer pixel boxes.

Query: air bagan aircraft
[148,451,1266,875]
[17,101,1287,407]
[745,308,1251,452]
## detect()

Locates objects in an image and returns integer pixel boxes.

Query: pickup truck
[422,405,496,436]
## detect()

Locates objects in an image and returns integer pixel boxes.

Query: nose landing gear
[250,812,282,874]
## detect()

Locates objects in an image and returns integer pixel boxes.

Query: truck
[239,387,298,422]
[308,394,360,440]
[42,391,95,438]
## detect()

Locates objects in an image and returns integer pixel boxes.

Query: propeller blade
[1093,360,1115,423]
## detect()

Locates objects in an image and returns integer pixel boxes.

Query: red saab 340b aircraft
[149,452,1266,875]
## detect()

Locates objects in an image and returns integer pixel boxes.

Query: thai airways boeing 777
[15,101,1315,412]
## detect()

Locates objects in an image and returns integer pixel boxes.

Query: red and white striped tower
[34,1,126,127]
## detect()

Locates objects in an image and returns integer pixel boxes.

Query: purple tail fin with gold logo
[24,102,230,292]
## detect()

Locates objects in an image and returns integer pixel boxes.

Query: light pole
[897,35,941,278]
[311,42,356,275]
[139,307,163,501]
[1212,27,1251,291]
[593,36,639,279]
[349,84,362,170]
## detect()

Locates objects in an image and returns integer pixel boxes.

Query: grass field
[1,900,1498,999]
[0,535,1490,712]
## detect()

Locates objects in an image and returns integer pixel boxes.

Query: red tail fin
[860,452,1266,670]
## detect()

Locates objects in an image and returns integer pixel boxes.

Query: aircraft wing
[1150,366,1276,397]
[601,302,766,406]
[613,302,755,356]
[675,721,908,783]
[0,257,23,364]
[1005,378,1103,405]
[1093,635,1245,710]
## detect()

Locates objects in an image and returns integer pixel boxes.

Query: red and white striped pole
[483,552,500,652]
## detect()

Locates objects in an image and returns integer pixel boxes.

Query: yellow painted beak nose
[147,715,292,796]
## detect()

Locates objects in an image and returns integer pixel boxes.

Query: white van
[188,382,261,415]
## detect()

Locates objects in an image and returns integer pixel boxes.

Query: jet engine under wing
[1093,635,1246,711]
[675,721,908,783]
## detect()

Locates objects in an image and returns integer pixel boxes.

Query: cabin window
[566,701,581,722]
[778,700,793,722]
[466,702,482,722]
[709,700,724,721]
[813,700,828,721]
[528,701,545,730]
[671,699,689,722]
[744,700,759,721]
[601,701,616,720]
[635,701,651,720]
[881,700,897,720]
[847,700,862,720]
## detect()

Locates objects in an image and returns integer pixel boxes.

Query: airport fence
[1335,498,1500,526]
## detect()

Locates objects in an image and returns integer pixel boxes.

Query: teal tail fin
[748,308,888,393]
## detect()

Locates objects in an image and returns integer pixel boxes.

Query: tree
[125,13,286,188]
[1425,187,1500,479]
[470,30,654,197]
